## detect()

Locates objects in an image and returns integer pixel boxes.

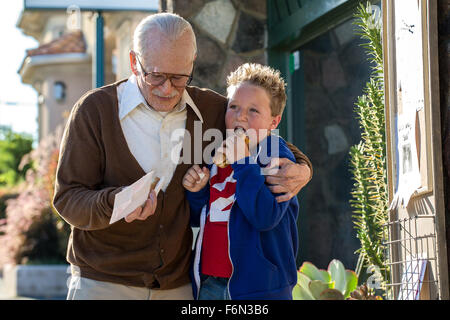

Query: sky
[0,1,39,140]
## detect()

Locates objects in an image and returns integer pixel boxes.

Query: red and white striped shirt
[201,164,236,278]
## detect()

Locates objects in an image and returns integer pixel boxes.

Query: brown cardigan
[53,79,312,289]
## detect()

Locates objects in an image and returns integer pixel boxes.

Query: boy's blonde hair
[226,63,287,116]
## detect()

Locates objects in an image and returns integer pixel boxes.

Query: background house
[17,8,151,141]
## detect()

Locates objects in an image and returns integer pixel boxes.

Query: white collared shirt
[117,74,203,191]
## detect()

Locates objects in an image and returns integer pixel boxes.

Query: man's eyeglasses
[135,54,193,88]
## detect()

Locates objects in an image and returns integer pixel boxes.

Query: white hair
[133,13,197,57]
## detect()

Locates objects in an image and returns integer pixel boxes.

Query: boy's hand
[183,165,210,192]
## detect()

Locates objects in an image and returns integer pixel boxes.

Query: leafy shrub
[293,259,358,300]
[0,126,33,186]
[0,189,19,229]
[0,126,69,267]
[293,259,382,300]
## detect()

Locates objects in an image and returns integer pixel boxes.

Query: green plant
[349,2,389,285]
[0,126,33,186]
[0,189,19,236]
[348,284,382,300]
[293,259,358,300]
[0,126,69,267]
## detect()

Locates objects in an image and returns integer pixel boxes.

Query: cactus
[349,1,389,286]
[293,259,358,300]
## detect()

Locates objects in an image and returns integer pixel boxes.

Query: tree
[0,126,33,186]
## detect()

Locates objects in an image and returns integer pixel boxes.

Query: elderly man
[54,13,312,300]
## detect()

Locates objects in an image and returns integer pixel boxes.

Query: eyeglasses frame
[134,52,193,88]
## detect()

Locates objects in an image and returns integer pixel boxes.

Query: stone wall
[297,18,371,270]
[160,0,267,95]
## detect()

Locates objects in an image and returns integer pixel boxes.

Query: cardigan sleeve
[284,140,313,181]
[53,92,122,231]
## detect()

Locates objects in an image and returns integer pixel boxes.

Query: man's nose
[159,77,174,94]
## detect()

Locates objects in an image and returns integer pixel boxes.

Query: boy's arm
[232,161,296,231]
[186,184,210,228]
[232,138,299,231]
[265,141,312,202]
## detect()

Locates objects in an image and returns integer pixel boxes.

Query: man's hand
[263,158,312,202]
[125,190,157,223]
[182,165,210,192]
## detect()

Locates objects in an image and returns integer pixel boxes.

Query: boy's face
[226,82,281,143]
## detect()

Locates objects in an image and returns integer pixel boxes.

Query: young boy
[182,63,299,300]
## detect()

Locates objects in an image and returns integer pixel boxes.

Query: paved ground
[0,277,66,300]
[0,277,35,300]
[0,265,68,300]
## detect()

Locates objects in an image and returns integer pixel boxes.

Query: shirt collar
[119,74,203,123]
[182,89,203,123]
[118,74,147,120]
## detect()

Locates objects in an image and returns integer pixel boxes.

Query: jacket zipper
[194,205,207,300]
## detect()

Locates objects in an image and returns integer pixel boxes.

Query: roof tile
[26,30,86,57]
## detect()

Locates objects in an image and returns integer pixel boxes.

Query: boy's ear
[271,115,282,130]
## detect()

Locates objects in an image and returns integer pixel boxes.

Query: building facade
[17,8,151,141]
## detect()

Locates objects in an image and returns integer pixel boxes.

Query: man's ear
[271,115,282,130]
[129,50,139,76]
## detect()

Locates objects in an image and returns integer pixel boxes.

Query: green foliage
[17,206,69,265]
[348,284,383,300]
[0,126,68,266]
[353,3,383,79]
[292,259,358,300]
[0,189,18,217]
[0,126,33,186]
[349,2,389,286]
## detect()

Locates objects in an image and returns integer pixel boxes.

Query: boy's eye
[229,105,237,109]
[250,108,259,113]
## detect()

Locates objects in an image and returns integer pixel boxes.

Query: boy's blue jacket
[187,135,299,300]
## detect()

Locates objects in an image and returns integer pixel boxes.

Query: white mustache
[152,88,179,98]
